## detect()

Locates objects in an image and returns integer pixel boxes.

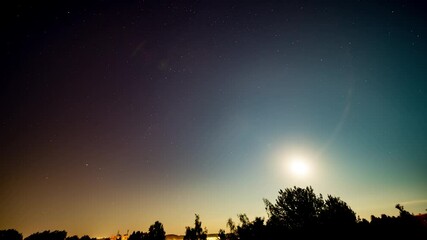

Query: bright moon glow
[289,157,310,177]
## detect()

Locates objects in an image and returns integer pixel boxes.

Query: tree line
[2,186,426,240]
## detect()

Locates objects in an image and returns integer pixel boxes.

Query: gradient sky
[1,0,427,238]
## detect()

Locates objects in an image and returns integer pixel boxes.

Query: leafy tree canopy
[184,214,207,240]
[148,221,165,240]
[264,186,356,231]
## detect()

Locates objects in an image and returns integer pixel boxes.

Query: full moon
[289,157,310,177]
[274,147,315,179]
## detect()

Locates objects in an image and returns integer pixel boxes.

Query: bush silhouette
[0,229,23,240]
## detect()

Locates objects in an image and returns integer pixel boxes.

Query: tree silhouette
[366,204,427,238]
[225,218,237,240]
[0,229,23,240]
[263,186,359,238]
[128,221,164,240]
[66,235,79,240]
[217,229,226,240]
[184,214,207,240]
[79,235,92,240]
[216,218,238,240]
[129,231,145,240]
[24,230,67,240]
[3,189,427,240]
[235,214,266,240]
[394,203,425,236]
[147,221,165,240]
[264,186,323,231]
[320,195,356,226]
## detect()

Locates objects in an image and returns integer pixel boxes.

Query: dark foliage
[147,221,165,240]
[0,229,23,240]
[129,231,146,240]
[128,221,165,240]
[79,235,96,240]
[261,186,426,239]
[365,204,427,239]
[235,215,266,240]
[24,230,67,240]
[217,229,226,240]
[264,186,326,231]
[3,186,427,240]
[184,214,207,240]
[65,235,79,240]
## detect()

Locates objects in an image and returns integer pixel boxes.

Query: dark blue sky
[1,0,427,237]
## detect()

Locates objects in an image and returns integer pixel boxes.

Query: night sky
[1,0,427,237]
